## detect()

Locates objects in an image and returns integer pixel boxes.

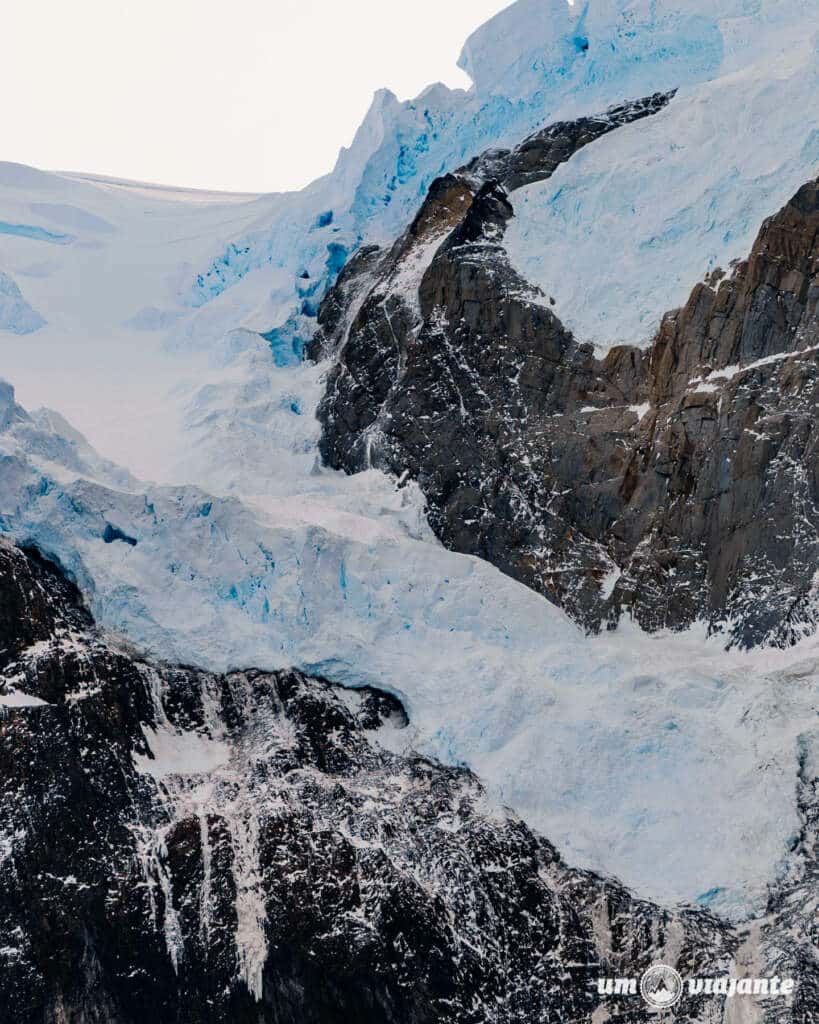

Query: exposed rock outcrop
[314,93,819,648]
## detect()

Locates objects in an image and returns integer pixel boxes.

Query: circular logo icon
[640,964,683,1010]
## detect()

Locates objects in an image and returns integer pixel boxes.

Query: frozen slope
[1,382,818,919]
[0,162,294,481]
[505,23,819,348]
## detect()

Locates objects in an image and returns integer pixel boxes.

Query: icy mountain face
[0,539,749,1024]
[504,32,819,349]
[0,0,818,1005]
[1,0,815,488]
[464,0,819,348]
[179,0,819,406]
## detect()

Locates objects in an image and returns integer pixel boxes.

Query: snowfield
[1,0,819,921]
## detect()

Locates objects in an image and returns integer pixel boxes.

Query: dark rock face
[762,735,819,1024]
[314,92,819,648]
[0,538,772,1023]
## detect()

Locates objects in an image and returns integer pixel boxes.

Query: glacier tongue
[1,382,818,919]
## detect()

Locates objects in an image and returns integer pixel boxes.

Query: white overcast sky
[5,0,514,194]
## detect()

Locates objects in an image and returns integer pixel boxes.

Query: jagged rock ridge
[313,95,819,648]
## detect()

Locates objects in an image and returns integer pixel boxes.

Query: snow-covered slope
[0,162,287,481]
[505,7,819,347]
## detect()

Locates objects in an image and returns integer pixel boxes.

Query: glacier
[3,0,817,479]
[2,380,818,919]
[1,0,819,922]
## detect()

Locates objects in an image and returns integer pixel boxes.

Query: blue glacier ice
[183,0,811,356]
[0,271,46,334]
[0,221,73,244]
